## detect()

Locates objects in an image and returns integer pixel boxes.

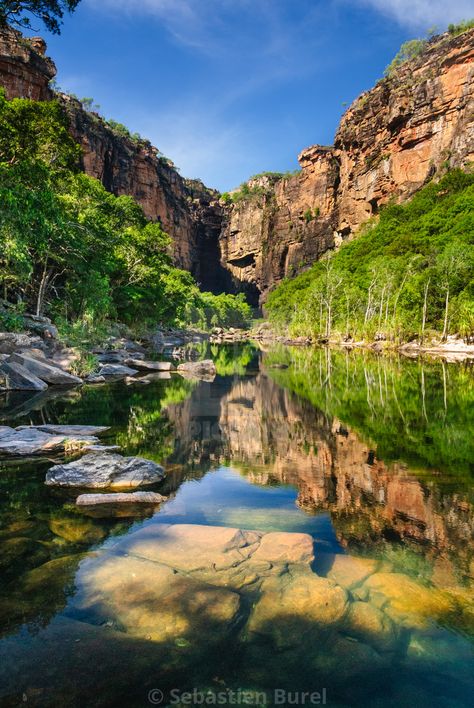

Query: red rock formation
[0,27,226,284]
[0,26,55,100]
[1,25,473,300]
[221,30,474,302]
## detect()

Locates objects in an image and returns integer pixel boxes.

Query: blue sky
[40,0,473,191]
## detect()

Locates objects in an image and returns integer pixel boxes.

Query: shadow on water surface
[0,344,473,706]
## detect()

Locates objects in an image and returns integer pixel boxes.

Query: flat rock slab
[45,451,165,488]
[0,427,99,457]
[125,359,174,371]
[98,364,138,378]
[16,424,110,436]
[115,523,314,574]
[9,353,82,385]
[76,491,166,506]
[0,361,48,391]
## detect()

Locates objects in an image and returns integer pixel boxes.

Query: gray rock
[83,445,121,453]
[45,452,165,488]
[125,359,173,371]
[0,332,44,354]
[76,491,166,506]
[150,331,165,352]
[97,351,129,363]
[0,361,48,391]
[97,364,138,378]
[0,427,99,457]
[177,359,217,381]
[9,353,82,385]
[16,425,110,436]
[85,374,106,384]
[22,317,59,340]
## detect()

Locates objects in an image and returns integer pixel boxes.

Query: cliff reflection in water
[162,348,473,591]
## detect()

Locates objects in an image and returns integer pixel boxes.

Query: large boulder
[45,451,165,488]
[0,361,48,391]
[0,427,99,456]
[22,314,58,340]
[9,353,82,385]
[177,359,216,381]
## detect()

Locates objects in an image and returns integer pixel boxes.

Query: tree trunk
[36,257,50,317]
[421,278,430,345]
[442,286,450,342]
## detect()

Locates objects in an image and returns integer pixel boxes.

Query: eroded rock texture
[220,30,474,302]
[0,28,227,288]
[1,27,473,302]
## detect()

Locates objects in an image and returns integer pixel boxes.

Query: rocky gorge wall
[221,29,474,302]
[0,26,228,290]
[1,26,473,304]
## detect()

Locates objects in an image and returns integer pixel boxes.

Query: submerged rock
[45,451,165,488]
[0,361,48,391]
[74,555,241,644]
[363,572,454,628]
[247,572,348,648]
[9,353,82,385]
[48,516,106,544]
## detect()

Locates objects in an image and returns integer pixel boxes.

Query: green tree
[0,1,81,34]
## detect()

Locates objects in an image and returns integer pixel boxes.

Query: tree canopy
[0,90,252,333]
[0,1,81,34]
[266,170,474,342]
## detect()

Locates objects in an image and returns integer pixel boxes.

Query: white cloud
[353,0,473,30]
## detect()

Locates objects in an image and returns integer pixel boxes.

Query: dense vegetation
[0,90,252,334]
[266,170,474,342]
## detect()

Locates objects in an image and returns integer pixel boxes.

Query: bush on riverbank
[0,90,251,333]
[266,170,474,343]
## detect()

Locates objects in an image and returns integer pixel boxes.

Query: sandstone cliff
[0,26,54,101]
[221,29,474,302]
[0,27,227,289]
[1,26,473,303]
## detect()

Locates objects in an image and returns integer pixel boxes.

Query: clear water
[0,344,472,707]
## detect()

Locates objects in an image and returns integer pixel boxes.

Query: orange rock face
[220,30,474,302]
[1,27,473,300]
[0,27,55,101]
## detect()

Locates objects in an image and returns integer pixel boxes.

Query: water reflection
[0,345,473,706]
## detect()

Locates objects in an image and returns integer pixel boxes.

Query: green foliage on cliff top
[0,90,251,332]
[266,169,474,342]
[221,170,300,205]
[448,19,474,36]
[384,38,427,77]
